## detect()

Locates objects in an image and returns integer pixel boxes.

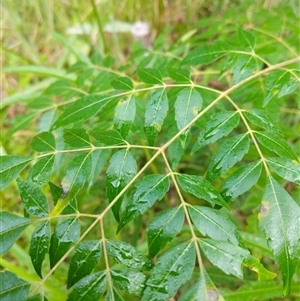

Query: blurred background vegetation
[1,0,299,300]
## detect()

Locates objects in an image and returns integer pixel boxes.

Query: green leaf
[104,288,125,301]
[61,152,92,202]
[144,89,169,145]
[254,131,297,160]
[223,281,300,301]
[188,206,240,245]
[52,94,112,129]
[111,76,134,90]
[0,211,32,255]
[118,174,170,231]
[27,294,49,301]
[221,161,262,202]
[141,241,196,301]
[167,135,184,169]
[0,271,30,301]
[231,54,256,85]
[88,149,110,188]
[175,88,202,139]
[237,26,256,50]
[49,218,81,268]
[147,206,184,258]
[63,129,91,148]
[67,272,106,301]
[106,149,137,222]
[178,270,224,301]
[49,182,63,206]
[44,79,73,96]
[192,111,240,153]
[177,174,228,208]
[182,41,231,66]
[206,134,250,182]
[67,61,88,73]
[16,178,49,217]
[137,68,163,84]
[258,177,300,295]
[90,129,125,146]
[167,67,190,83]
[4,113,37,141]
[266,157,300,184]
[61,198,78,215]
[106,240,152,270]
[67,240,102,288]
[28,155,54,187]
[199,239,250,278]
[0,156,32,190]
[278,79,299,98]
[264,70,290,106]
[244,109,280,133]
[111,269,146,295]
[113,96,136,138]
[29,221,51,278]
[243,255,276,281]
[31,132,56,152]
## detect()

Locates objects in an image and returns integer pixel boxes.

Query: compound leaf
[106,149,137,222]
[67,272,106,301]
[206,134,250,182]
[258,176,300,295]
[147,206,184,258]
[221,161,262,202]
[188,206,240,245]
[118,174,170,231]
[177,174,228,208]
[16,178,49,217]
[111,269,146,296]
[0,212,32,255]
[106,240,152,270]
[144,89,168,145]
[68,240,102,288]
[192,111,240,153]
[31,132,56,152]
[49,218,81,268]
[114,96,136,138]
[254,131,297,160]
[199,239,250,278]
[266,157,300,184]
[0,271,30,301]
[141,241,195,301]
[0,156,32,190]
[29,221,51,278]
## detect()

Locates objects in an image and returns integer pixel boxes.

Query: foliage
[1,1,300,301]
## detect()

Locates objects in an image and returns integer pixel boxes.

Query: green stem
[90,0,107,54]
